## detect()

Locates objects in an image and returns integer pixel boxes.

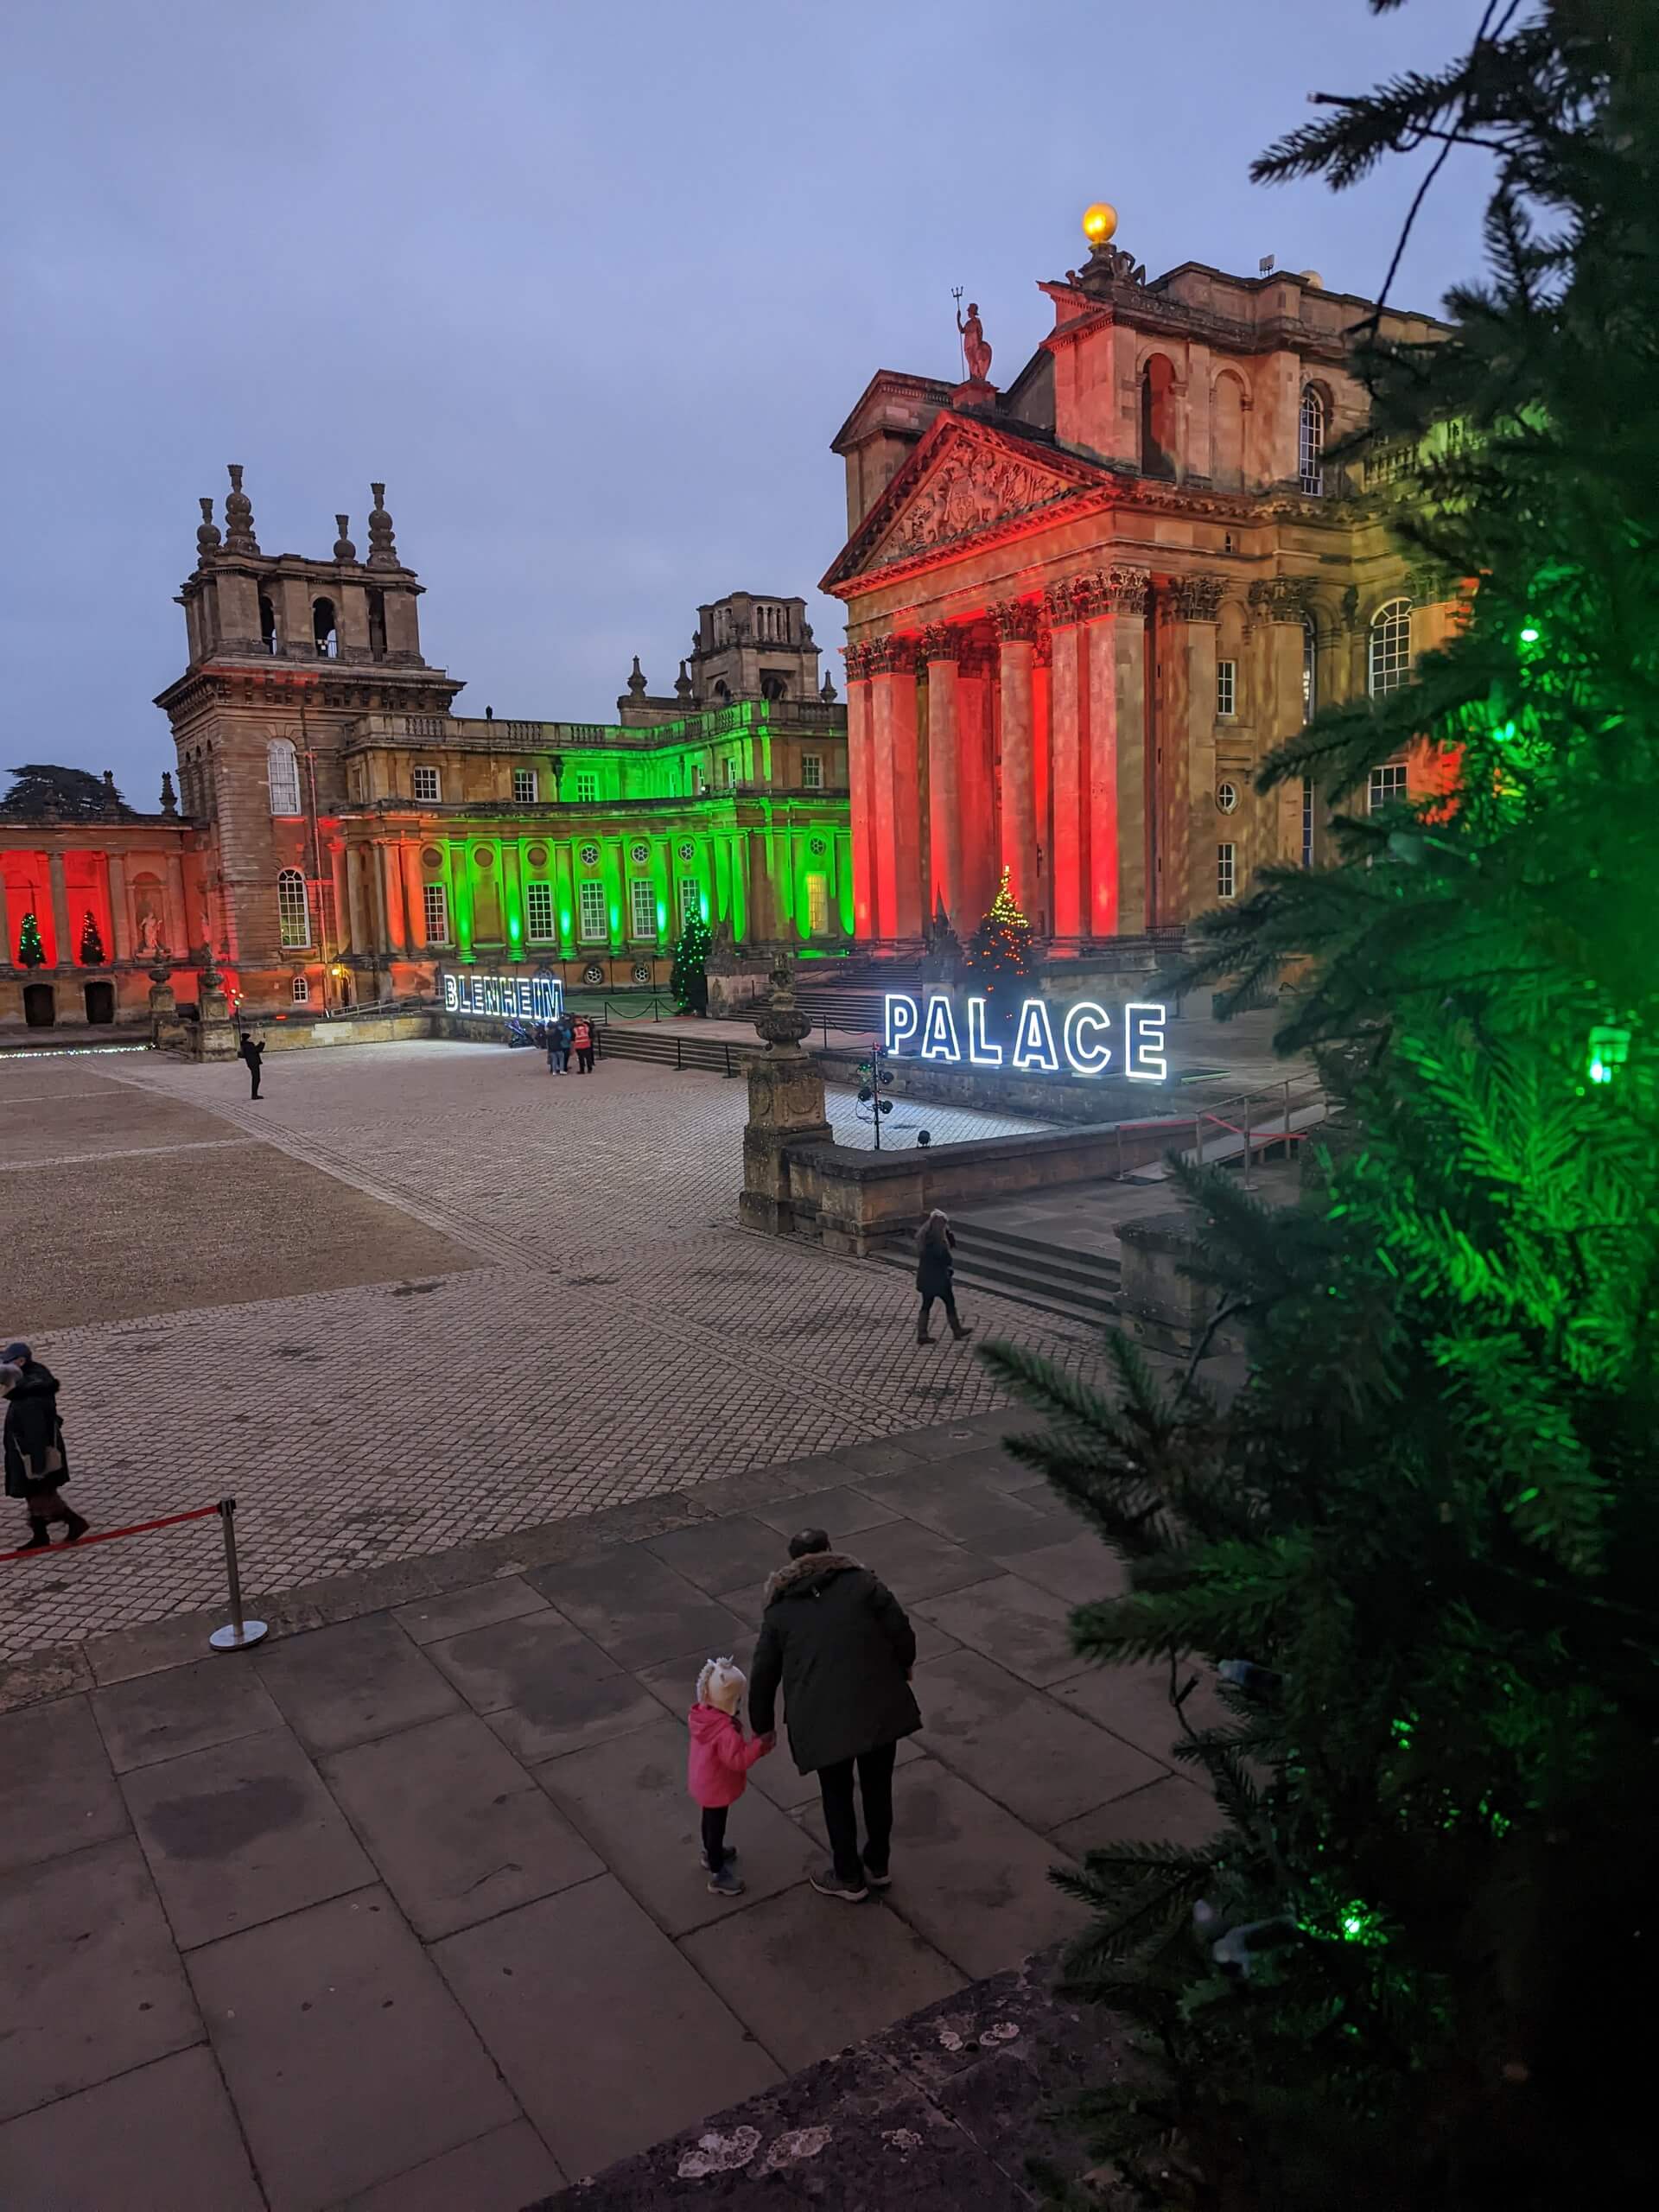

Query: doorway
[84,981,116,1024]
[804,874,830,936]
[23,983,55,1027]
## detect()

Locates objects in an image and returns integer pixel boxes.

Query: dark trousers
[247,1066,261,1098]
[576,1047,594,1073]
[700,1806,730,1866]
[817,1740,897,1884]
[919,1287,958,1332]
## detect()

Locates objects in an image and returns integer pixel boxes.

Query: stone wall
[816,1043,1192,1130]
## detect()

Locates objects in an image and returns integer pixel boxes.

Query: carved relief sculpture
[991,599,1042,646]
[1249,575,1316,623]
[1170,573,1226,621]
[918,623,960,664]
[874,438,1073,568]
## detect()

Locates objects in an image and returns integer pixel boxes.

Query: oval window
[677,841,695,861]
[474,846,494,867]
[579,843,600,867]
[1217,782,1239,815]
[526,844,548,868]
[422,846,443,869]
[629,841,650,864]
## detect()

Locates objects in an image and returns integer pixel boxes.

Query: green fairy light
[1586,1025,1630,1085]
[1518,625,1540,644]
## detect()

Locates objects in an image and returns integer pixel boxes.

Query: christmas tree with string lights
[963,867,1033,1028]
[79,910,105,965]
[985,10,1659,2208]
[17,910,45,967]
[669,907,712,1016]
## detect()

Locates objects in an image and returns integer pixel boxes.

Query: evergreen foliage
[669,907,712,1015]
[982,10,1659,2205]
[964,867,1035,1025]
[1,763,130,819]
[16,911,45,968]
[79,910,106,965]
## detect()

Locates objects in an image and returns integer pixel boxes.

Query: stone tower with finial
[154,466,462,995]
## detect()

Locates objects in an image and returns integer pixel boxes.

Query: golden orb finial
[1082,201,1118,248]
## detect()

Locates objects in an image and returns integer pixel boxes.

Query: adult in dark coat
[3,1344,88,1550]
[748,1529,921,1901]
[914,1207,971,1344]
[238,1032,265,1099]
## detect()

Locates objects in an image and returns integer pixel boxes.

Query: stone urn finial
[751,955,812,1052]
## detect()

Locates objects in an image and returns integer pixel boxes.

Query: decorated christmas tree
[963,868,1033,1028]
[669,907,712,1016]
[984,10,1659,2207]
[79,909,106,965]
[16,910,45,967]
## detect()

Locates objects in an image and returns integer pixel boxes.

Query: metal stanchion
[209,1498,268,1651]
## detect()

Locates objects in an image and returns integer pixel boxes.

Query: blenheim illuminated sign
[883,992,1167,1083]
[442,970,565,1023]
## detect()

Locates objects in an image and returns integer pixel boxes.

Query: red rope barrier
[0,1501,220,1565]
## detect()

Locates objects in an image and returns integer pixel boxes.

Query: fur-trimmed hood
[762,1551,864,1607]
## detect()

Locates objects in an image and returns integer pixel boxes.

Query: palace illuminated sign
[442,970,565,1023]
[883,992,1167,1083]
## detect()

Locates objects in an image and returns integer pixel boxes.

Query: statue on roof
[957,299,993,385]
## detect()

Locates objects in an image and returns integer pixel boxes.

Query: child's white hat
[697,1656,746,1713]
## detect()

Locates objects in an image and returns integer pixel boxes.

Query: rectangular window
[572,770,599,802]
[1215,661,1236,719]
[677,875,701,927]
[629,879,656,940]
[578,880,607,943]
[1369,761,1408,812]
[719,757,734,789]
[525,881,555,943]
[422,882,450,944]
[1217,842,1236,901]
[276,871,311,949]
[801,752,823,790]
[412,766,441,804]
[512,768,537,804]
[805,874,830,934]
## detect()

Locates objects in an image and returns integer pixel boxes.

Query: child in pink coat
[687,1656,773,1897]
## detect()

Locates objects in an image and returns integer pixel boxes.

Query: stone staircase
[878,1210,1121,1331]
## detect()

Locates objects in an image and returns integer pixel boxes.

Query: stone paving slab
[916,1571,1098,1689]
[92,1650,288,1773]
[432,1876,780,2184]
[526,1547,758,1672]
[0,1694,130,1877]
[0,2046,264,2212]
[333,2120,563,2212]
[252,1612,464,1753]
[190,1885,520,2212]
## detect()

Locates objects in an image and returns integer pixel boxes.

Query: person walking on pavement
[238,1029,265,1100]
[685,1656,774,1897]
[747,1528,922,1903]
[571,1013,595,1074]
[3,1344,89,1550]
[915,1207,971,1344]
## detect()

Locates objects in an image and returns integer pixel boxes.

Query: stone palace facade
[822,210,1459,955]
[0,471,849,1032]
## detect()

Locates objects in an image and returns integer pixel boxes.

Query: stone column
[0,869,10,969]
[381,841,407,955]
[402,842,426,950]
[164,851,190,956]
[48,850,73,969]
[499,836,523,957]
[955,644,996,925]
[445,838,472,957]
[347,842,371,954]
[993,601,1040,913]
[1077,565,1150,938]
[1250,576,1317,884]
[1043,585,1084,944]
[843,645,877,939]
[867,637,921,943]
[106,852,131,961]
[919,626,963,930]
[554,840,575,957]
[1169,574,1224,924]
[739,961,832,1237]
[330,840,350,953]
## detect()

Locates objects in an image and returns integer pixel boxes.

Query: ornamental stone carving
[1043,582,1080,628]
[195,498,221,564]
[918,623,961,664]
[367,482,399,570]
[223,463,258,555]
[874,439,1071,568]
[863,635,918,677]
[991,599,1042,646]
[1170,573,1226,622]
[1074,565,1152,619]
[842,641,875,682]
[1249,575,1315,623]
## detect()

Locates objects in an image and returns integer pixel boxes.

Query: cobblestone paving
[0,1044,1093,1662]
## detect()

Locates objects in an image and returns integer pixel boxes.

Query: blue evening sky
[1,0,1498,796]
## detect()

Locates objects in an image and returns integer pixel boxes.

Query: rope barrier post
[209,1498,267,1651]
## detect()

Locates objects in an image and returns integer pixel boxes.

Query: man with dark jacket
[3,1342,88,1549]
[747,1528,921,1902]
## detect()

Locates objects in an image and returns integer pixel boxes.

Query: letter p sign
[883,993,919,1053]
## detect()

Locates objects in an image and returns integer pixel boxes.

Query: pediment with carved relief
[823,423,1109,594]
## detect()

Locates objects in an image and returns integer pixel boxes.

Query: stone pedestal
[739,960,832,1236]
[148,963,186,1052]
[193,957,241,1061]
[1116,1213,1241,1359]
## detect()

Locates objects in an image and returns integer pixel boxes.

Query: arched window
[259,594,278,653]
[1369,597,1414,697]
[1300,387,1325,496]
[1140,355,1177,479]
[1302,617,1318,722]
[267,739,302,816]
[312,598,337,658]
[1211,372,1246,490]
[276,868,310,948]
[291,974,310,1004]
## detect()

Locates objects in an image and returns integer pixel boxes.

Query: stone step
[877,1224,1121,1329]
[592,1025,749,1076]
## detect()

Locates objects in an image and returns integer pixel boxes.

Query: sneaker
[697,1847,740,1872]
[863,1866,892,1890]
[706,1862,746,1897]
[810,1867,869,1904]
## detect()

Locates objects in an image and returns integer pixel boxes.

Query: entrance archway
[23,983,55,1027]
[84,981,115,1024]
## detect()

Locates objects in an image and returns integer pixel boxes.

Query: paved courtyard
[0,1416,1219,2211]
[0,1039,1083,1663]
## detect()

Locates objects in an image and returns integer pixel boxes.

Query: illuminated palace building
[822,207,1456,952]
[1,470,849,1031]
